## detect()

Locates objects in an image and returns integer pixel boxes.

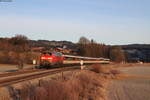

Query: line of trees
[0,35,35,69]
[0,35,126,67]
[77,36,125,62]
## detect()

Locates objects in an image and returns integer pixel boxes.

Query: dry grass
[90,64,121,80]
[0,64,127,100]
[110,69,121,75]
[106,63,150,68]
[0,64,126,100]
[90,64,121,74]
[91,64,111,73]
[0,88,12,100]
[2,70,107,100]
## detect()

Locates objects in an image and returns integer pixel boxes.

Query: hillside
[29,40,77,49]
[120,44,150,62]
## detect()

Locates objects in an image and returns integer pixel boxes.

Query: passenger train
[37,51,110,68]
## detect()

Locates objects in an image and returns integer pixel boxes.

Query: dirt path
[107,66,150,100]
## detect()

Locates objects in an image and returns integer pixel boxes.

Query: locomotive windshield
[53,52,62,57]
[42,52,52,56]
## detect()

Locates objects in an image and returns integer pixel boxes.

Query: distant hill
[29,40,77,49]
[121,44,150,50]
[120,44,150,62]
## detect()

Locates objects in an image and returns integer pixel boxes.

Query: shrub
[110,69,121,75]
[91,64,110,74]
[7,71,107,100]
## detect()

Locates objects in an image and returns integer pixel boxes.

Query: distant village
[30,40,78,55]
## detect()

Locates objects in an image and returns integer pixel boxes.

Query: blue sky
[0,0,150,44]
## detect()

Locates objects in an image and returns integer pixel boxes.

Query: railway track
[0,67,78,87]
[0,69,45,78]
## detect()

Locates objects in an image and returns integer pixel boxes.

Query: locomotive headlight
[41,57,46,59]
[48,57,52,60]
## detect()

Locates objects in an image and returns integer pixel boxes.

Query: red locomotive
[38,52,64,68]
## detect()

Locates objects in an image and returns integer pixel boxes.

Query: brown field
[107,65,150,100]
[0,64,119,100]
[1,63,150,100]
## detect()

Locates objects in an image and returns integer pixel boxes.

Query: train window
[43,52,46,55]
[48,52,52,56]
[53,52,62,57]
[52,52,57,56]
[57,52,62,57]
[58,52,62,56]
[55,53,58,56]
[43,52,52,56]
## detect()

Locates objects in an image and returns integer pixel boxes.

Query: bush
[7,71,107,100]
[110,69,121,75]
[91,64,110,74]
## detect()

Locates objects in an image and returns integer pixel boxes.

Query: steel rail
[0,67,77,87]
[0,69,45,78]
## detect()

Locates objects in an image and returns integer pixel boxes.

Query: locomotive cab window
[53,52,62,57]
[43,52,52,56]
[48,52,52,56]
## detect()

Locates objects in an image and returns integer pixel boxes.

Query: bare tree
[110,46,125,63]
[78,36,90,44]
[77,37,110,58]
[9,35,30,69]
